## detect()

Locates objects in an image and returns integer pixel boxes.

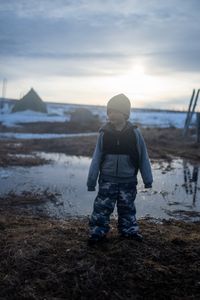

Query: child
[87,94,153,244]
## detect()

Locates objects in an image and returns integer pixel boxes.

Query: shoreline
[0,127,200,167]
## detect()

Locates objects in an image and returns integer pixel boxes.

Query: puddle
[0,153,199,221]
[0,132,97,140]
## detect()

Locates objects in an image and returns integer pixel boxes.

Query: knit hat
[107,94,131,119]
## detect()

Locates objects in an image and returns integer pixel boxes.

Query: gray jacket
[87,122,153,190]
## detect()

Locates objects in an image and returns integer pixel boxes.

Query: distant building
[12,88,47,113]
[70,107,99,125]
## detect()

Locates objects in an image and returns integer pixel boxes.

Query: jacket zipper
[116,138,120,176]
[116,156,119,176]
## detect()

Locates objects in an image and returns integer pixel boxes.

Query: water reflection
[0,153,199,221]
[183,162,199,205]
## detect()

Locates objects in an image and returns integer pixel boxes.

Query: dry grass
[1,123,200,299]
[0,212,200,299]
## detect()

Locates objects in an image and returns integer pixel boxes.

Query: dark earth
[0,211,200,300]
[0,121,200,299]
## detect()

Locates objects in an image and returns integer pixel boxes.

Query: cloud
[0,0,200,107]
[142,50,200,75]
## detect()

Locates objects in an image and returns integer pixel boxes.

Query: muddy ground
[0,123,200,166]
[0,122,200,299]
[0,211,200,300]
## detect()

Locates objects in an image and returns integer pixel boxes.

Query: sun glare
[107,62,169,106]
[124,63,147,90]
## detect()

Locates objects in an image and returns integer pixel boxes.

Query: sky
[0,0,200,110]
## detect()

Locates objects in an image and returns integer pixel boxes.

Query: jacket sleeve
[134,128,153,188]
[87,132,103,190]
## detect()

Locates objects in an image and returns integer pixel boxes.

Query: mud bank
[0,127,200,167]
[0,211,200,300]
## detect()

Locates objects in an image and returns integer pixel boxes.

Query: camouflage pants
[89,180,138,237]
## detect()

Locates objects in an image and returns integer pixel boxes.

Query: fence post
[183,89,195,137]
[196,112,200,143]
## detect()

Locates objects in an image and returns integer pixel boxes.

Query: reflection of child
[87,94,153,244]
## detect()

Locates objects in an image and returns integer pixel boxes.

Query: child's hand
[88,186,95,191]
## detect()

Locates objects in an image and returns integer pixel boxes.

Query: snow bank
[0,132,97,140]
[0,101,196,129]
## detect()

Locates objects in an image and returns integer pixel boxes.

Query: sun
[111,62,167,105]
[112,62,149,99]
[131,64,146,76]
[125,63,147,89]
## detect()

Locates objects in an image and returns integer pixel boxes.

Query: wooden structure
[183,89,200,142]
[12,88,47,113]
[197,112,200,143]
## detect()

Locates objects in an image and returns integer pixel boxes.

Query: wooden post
[184,89,200,137]
[183,89,195,136]
[189,89,200,122]
[196,112,200,143]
